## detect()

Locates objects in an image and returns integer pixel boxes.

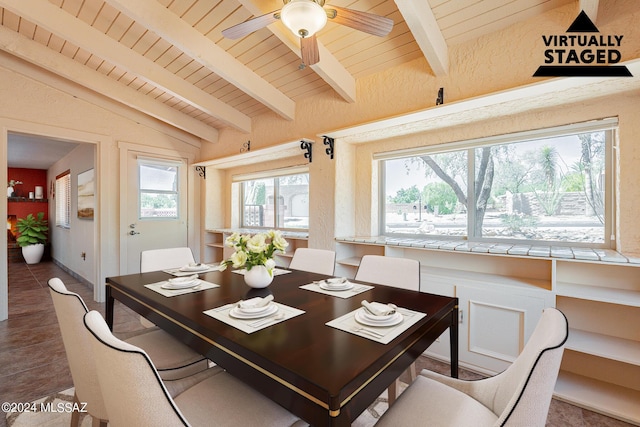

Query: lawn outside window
[379,119,616,248]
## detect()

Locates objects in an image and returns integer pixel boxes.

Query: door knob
[129,230,140,236]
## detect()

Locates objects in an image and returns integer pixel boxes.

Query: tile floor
[1,260,635,427]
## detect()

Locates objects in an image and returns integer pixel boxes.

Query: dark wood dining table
[105,268,458,426]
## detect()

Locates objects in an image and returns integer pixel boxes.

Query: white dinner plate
[229,303,278,319]
[161,278,199,289]
[355,309,403,327]
[319,280,354,291]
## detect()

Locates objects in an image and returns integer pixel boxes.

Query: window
[138,160,179,219]
[55,170,71,228]
[380,120,615,247]
[240,172,309,230]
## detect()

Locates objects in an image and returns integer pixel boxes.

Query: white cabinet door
[457,285,549,374]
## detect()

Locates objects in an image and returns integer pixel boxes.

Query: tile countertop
[335,236,640,265]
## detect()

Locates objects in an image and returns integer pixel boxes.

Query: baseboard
[51,258,94,291]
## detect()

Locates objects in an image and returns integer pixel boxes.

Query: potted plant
[15,212,49,264]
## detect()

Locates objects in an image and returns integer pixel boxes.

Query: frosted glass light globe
[281,0,327,38]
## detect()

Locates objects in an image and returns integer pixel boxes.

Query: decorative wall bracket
[195,165,206,179]
[300,140,313,163]
[436,87,444,105]
[241,140,251,153]
[323,136,335,159]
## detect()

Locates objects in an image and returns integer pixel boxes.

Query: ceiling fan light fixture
[281,0,327,38]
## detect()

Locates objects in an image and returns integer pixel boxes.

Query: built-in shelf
[566,328,640,365]
[203,229,308,266]
[7,197,48,202]
[556,282,640,307]
[555,371,640,425]
[334,235,640,424]
[336,256,361,267]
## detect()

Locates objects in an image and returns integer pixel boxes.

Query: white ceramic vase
[244,265,274,288]
[22,243,45,264]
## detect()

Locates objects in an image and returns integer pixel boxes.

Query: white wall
[48,143,96,284]
[1,52,201,320]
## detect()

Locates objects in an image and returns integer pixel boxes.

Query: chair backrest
[355,255,420,291]
[288,248,336,275]
[48,278,108,421]
[83,310,189,427]
[491,307,568,426]
[140,247,195,273]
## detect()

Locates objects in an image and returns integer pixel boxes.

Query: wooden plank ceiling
[0,0,576,142]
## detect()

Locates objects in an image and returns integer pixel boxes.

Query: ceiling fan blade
[221,10,281,40]
[301,34,320,66]
[327,6,393,37]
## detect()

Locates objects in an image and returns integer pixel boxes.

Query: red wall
[7,168,49,241]
[8,167,48,199]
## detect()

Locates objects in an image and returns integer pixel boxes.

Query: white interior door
[125,153,188,273]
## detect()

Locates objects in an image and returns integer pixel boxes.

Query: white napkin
[361,300,396,316]
[180,263,207,270]
[170,274,198,283]
[238,294,274,309]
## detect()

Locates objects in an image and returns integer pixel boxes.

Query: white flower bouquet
[220,230,289,276]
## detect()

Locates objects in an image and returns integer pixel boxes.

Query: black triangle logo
[567,10,599,32]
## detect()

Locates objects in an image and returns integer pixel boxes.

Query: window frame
[55,170,71,229]
[378,119,617,248]
[235,167,309,231]
[137,158,181,220]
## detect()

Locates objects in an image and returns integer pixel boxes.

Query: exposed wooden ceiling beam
[579,0,599,23]
[394,0,448,76]
[0,26,218,144]
[0,0,251,133]
[235,0,356,103]
[104,0,295,121]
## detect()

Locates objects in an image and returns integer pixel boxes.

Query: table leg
[450,305,459,378]
[106,283,114,331]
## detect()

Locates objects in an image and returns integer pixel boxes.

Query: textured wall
[200,1,640,255]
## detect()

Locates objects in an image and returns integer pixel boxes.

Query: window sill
[335,236,639,265]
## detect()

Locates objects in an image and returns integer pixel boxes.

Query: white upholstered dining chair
[48,278,209,426]
[355,255,420,291]
[83,310,307,427]
[140,247,196,273]
[355,255,421,404]
[376,307,568,427]
[138,247,196,327]
[288,247,336,275]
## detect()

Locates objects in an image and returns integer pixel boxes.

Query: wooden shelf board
[566,329,640,366]
[336,256,361,267]
[276,253,294,259]
[555,371,640,425]
[556,282,640,307]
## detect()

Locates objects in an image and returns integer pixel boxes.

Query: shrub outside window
[381,121,614,247]
[138,161,179,219]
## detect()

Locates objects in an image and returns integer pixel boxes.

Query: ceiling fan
[222,0,393,66]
